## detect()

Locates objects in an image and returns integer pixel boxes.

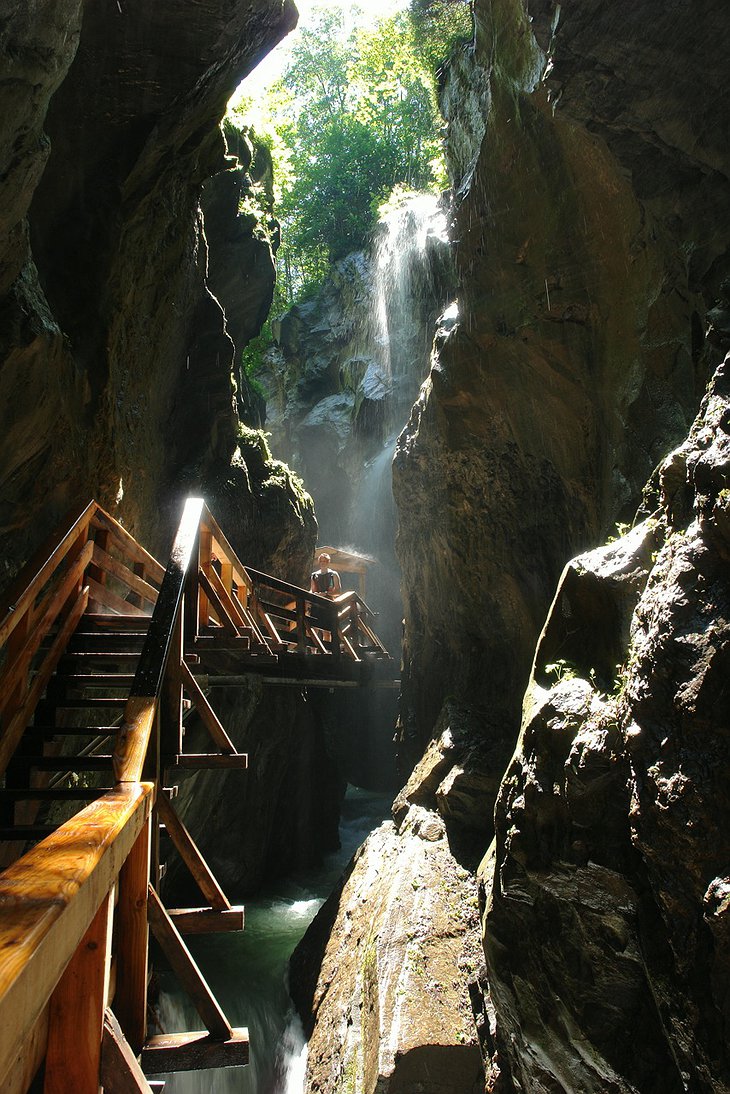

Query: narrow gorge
[0,0,728,1092]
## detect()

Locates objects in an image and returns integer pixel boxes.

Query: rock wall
[0,0,297,571]
[0,1,353,890]
[393,0,730,806]
[481,354,730,1092]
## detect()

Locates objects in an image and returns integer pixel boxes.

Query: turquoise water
[155,787,391,1093]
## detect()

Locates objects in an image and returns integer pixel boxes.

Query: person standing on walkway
[311,552,342,599]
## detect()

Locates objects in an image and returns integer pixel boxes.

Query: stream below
[154,786,391,1093]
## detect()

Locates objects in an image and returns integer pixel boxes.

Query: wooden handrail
[0,783,153,1089]
[114,498,204,784]
[0,500,96,647]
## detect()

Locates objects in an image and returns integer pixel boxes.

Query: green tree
[272,5,447,290]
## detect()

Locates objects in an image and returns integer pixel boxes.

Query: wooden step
[30,725,122,738]
[22,755,114,771]
[167,906,245,935]
[0,787,114,801]
[82,613,152,629]
[51,697,129,709]
[60,652,141,667]
[167,754,248,771]
[141,1028,249,1075]
[54,674,136,687]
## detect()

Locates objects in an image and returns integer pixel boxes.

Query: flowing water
[154,787,391,1093]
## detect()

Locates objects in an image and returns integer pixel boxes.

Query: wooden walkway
[0,498,393,1092]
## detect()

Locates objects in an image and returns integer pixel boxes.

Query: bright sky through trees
[234,0,411,103]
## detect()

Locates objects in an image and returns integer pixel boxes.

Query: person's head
[318,552,331,569]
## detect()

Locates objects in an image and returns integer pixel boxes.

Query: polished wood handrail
[0,783,153,1089]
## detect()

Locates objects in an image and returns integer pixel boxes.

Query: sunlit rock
[290,814,484,1094]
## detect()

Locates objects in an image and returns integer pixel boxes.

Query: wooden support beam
[141,1028,249,1075]
[91,509,165,585]
[169,754,249,771]
[146,886,231,1041]
[101,1009,153,1094]
[91,544,159,607]
[198,568,239,637]
[179,662,236,754]
[167,906,245,935]
[156,791,230,912]
[114,818,151,1055]
[44,890,113,1094]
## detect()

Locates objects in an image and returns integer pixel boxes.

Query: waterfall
[368,192,449,430]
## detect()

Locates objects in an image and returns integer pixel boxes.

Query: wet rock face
[482,357,730,1092]
[393,0,730,775]
[291,812,484,1094]
[0,0,297,568]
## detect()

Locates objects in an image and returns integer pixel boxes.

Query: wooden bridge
[0,497,392,1092]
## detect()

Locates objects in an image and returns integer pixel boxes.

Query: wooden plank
[91,509,165,585]
[91,543,159,606]
[156,792,230,911]
[114,819,151,1055]
[101,1009,152,1094]
[87,577,150,618]
[44,890,113,1093]
[141,1028,249,1075]
[179,662,236,754]
[113,696,157,784]
[0,585,89,780]
[167,906,245,935]
[160,614,183,761]
[296,597,307,655]
[1,1003,49,1094]
[21,535,94,652]
[170,754,249,771]
[0,500,95,647]
[198,527,212,631]
[202,507,252,592]
[0,783,154,1090]
[146,887,231,1041]
[198,568,239,637]
[203,564,248,630]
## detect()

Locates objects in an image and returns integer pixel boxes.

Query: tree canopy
[231,0,472,381]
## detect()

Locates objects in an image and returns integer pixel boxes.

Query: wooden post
[296,596,307,655]
[114,818,151,1055]
[161,613,184,763]
[44,891,113,1094]
[198,524,213,632]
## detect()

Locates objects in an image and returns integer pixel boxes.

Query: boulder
[290,813,484,1094]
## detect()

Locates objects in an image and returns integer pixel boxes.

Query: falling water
[367,192,450,430]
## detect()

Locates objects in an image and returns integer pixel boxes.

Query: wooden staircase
[0,496,394,1093]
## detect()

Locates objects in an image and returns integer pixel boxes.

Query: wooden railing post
[199,522,213,632]
[44,891,113,1094]
[114,817,152,1055]
[296,595,307,655]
